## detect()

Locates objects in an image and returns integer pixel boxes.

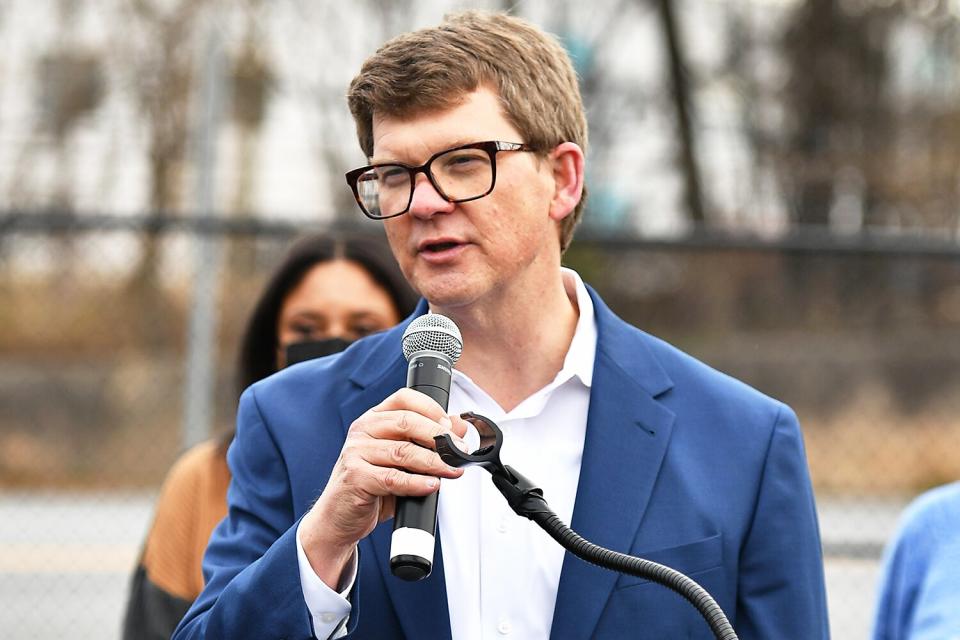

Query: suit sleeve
[172,387,316,639]
[734,404,831,639]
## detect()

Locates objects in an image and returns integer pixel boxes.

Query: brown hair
[347,11,588,252]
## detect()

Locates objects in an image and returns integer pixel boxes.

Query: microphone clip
[434,413,549,519]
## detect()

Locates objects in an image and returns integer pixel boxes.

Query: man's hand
[298,388,468,588]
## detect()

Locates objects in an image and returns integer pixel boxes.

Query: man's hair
[347,11,588,252]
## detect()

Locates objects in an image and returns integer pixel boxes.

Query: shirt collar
[449,268,597,402]
[557,267,596,388]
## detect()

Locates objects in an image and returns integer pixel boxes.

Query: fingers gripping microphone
[390,314,463,581]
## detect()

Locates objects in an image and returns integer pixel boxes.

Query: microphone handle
[391,353,451,581]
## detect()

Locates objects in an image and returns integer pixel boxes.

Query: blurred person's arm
[122,561,192,640]
[872,482,960,640]
[122,442,227,640]
[872,520,919,640]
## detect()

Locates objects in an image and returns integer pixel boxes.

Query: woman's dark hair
[235,233,417,398]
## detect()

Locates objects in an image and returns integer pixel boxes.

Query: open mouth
[421,241,461,253]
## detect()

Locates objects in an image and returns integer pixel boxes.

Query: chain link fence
[2,214,958,638]
[2,0,959,636]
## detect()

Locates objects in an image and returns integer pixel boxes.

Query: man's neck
[434,272,579,412]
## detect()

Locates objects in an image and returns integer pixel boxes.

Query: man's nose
[408,175,455,219]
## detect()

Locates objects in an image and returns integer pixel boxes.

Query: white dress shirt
[298,268,596,640]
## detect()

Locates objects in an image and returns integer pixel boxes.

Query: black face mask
[284,337,353,367]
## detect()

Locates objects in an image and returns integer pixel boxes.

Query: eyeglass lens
[356,146,494,218]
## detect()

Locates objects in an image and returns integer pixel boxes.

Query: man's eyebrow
[368,154,401,165]
[370,138,476,165]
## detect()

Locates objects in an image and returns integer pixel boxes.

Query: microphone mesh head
[402,314,463,364]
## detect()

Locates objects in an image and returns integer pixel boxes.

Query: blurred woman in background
[122,233,416,640]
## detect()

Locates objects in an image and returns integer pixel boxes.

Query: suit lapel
[550,289,676,640]
[338,304,453,640]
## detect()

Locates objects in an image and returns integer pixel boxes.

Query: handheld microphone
[390,313,463,581]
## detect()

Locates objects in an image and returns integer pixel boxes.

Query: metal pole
[182,22,228,450]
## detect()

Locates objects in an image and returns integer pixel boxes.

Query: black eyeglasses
[344,140,536,220]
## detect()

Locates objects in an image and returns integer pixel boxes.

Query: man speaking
[174,11,829,639]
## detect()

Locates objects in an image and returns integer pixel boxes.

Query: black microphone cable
[436,412,739,640]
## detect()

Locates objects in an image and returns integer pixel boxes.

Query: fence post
[182,22,229,451]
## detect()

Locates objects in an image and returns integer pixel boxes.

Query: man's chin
[422,293,474,312]
[417,282,479,312]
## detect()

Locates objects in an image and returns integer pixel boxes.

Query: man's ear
[547,142,585,223]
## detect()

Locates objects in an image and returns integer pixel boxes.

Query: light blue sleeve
[872,482,960,640]
[908,534,960,639]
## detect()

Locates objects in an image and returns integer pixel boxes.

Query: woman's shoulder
[898,481,960,543]
[157,440,223,495]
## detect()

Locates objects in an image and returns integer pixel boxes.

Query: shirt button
[320,612,338,623]
[497,619,512,635]
[497,515,509,533]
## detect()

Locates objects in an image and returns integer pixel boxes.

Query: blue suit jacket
[174,288,829,639]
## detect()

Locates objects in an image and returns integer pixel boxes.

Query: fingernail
[439,416,452,429]
[426,477,439,488]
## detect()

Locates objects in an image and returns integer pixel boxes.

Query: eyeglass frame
[344,140,537,220]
